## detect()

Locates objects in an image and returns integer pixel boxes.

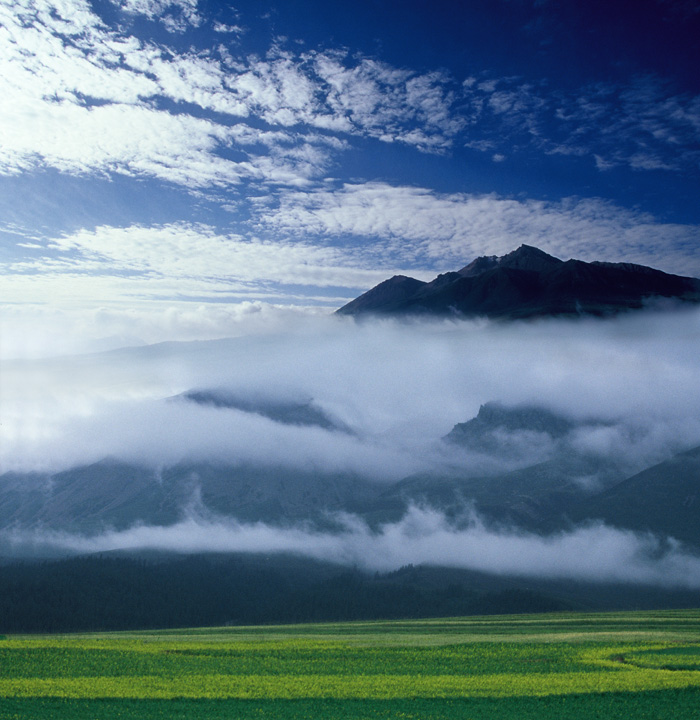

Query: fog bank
[4,507,700,589]
[3,310,700,479]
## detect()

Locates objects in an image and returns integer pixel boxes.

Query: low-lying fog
[3,308,700,586]
[4,509,700,588]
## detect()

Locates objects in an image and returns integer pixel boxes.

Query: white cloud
[213,22,243,34]
[0,391,425,479]
[310,54,464,150]
[1,222,398,304]
[4,311,700,476]
[0,0,468,194]
[4,311,700,592]
[461,73,700,173]
[4,311,700,591]
[6,508,700,587]
[547,76,700,172]
[2,0,697,194]
[0,96,253,185]
[110,0,201,31]
[259,182,700,276]
[0,1,251,183]
[0,302,335,359]
[0,2,338,188]
[212,48,465,150]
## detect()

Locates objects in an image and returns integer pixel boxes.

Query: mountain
[572,445,700,547]
[0,460,380,534]
[176,389,349,432]
[337,245,700,319]
[1,401,698,548]
[445,402,580,449]
[376,403,627,532]
[0,462,180,532]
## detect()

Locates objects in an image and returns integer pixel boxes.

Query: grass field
[1,610,700,718]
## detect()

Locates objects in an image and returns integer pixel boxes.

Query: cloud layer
[4,311,700,478]
[259,183,700,275]
[4,310,700,587]
[5,507,700,588]
[0,0,464,189]
[4,1,698,187]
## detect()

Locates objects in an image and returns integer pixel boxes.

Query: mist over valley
[3,301,700,623]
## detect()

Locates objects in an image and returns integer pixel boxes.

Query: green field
[1,610,700,718]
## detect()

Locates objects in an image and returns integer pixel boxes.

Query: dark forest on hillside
[2,553,699,633]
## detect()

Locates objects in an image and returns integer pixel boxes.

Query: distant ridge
[337,245,700,319]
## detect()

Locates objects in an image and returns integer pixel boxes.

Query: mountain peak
[336,245,700,319]
[497,245,563,272]
[459,245,562,277]
[509,244,553,256]
[336,275,427,315]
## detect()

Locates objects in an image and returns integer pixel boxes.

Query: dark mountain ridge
[337,245,700,319]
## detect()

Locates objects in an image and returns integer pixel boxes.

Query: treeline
[0,553,569,633]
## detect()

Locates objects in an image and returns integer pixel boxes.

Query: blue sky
[2,0,700,353]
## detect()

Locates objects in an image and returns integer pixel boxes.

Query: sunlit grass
[1,610,699,717]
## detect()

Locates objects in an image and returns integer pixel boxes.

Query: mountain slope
[0,459,382,533]
[2,401,699,551]
[337,245,700,319]
[572,445,700,547]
